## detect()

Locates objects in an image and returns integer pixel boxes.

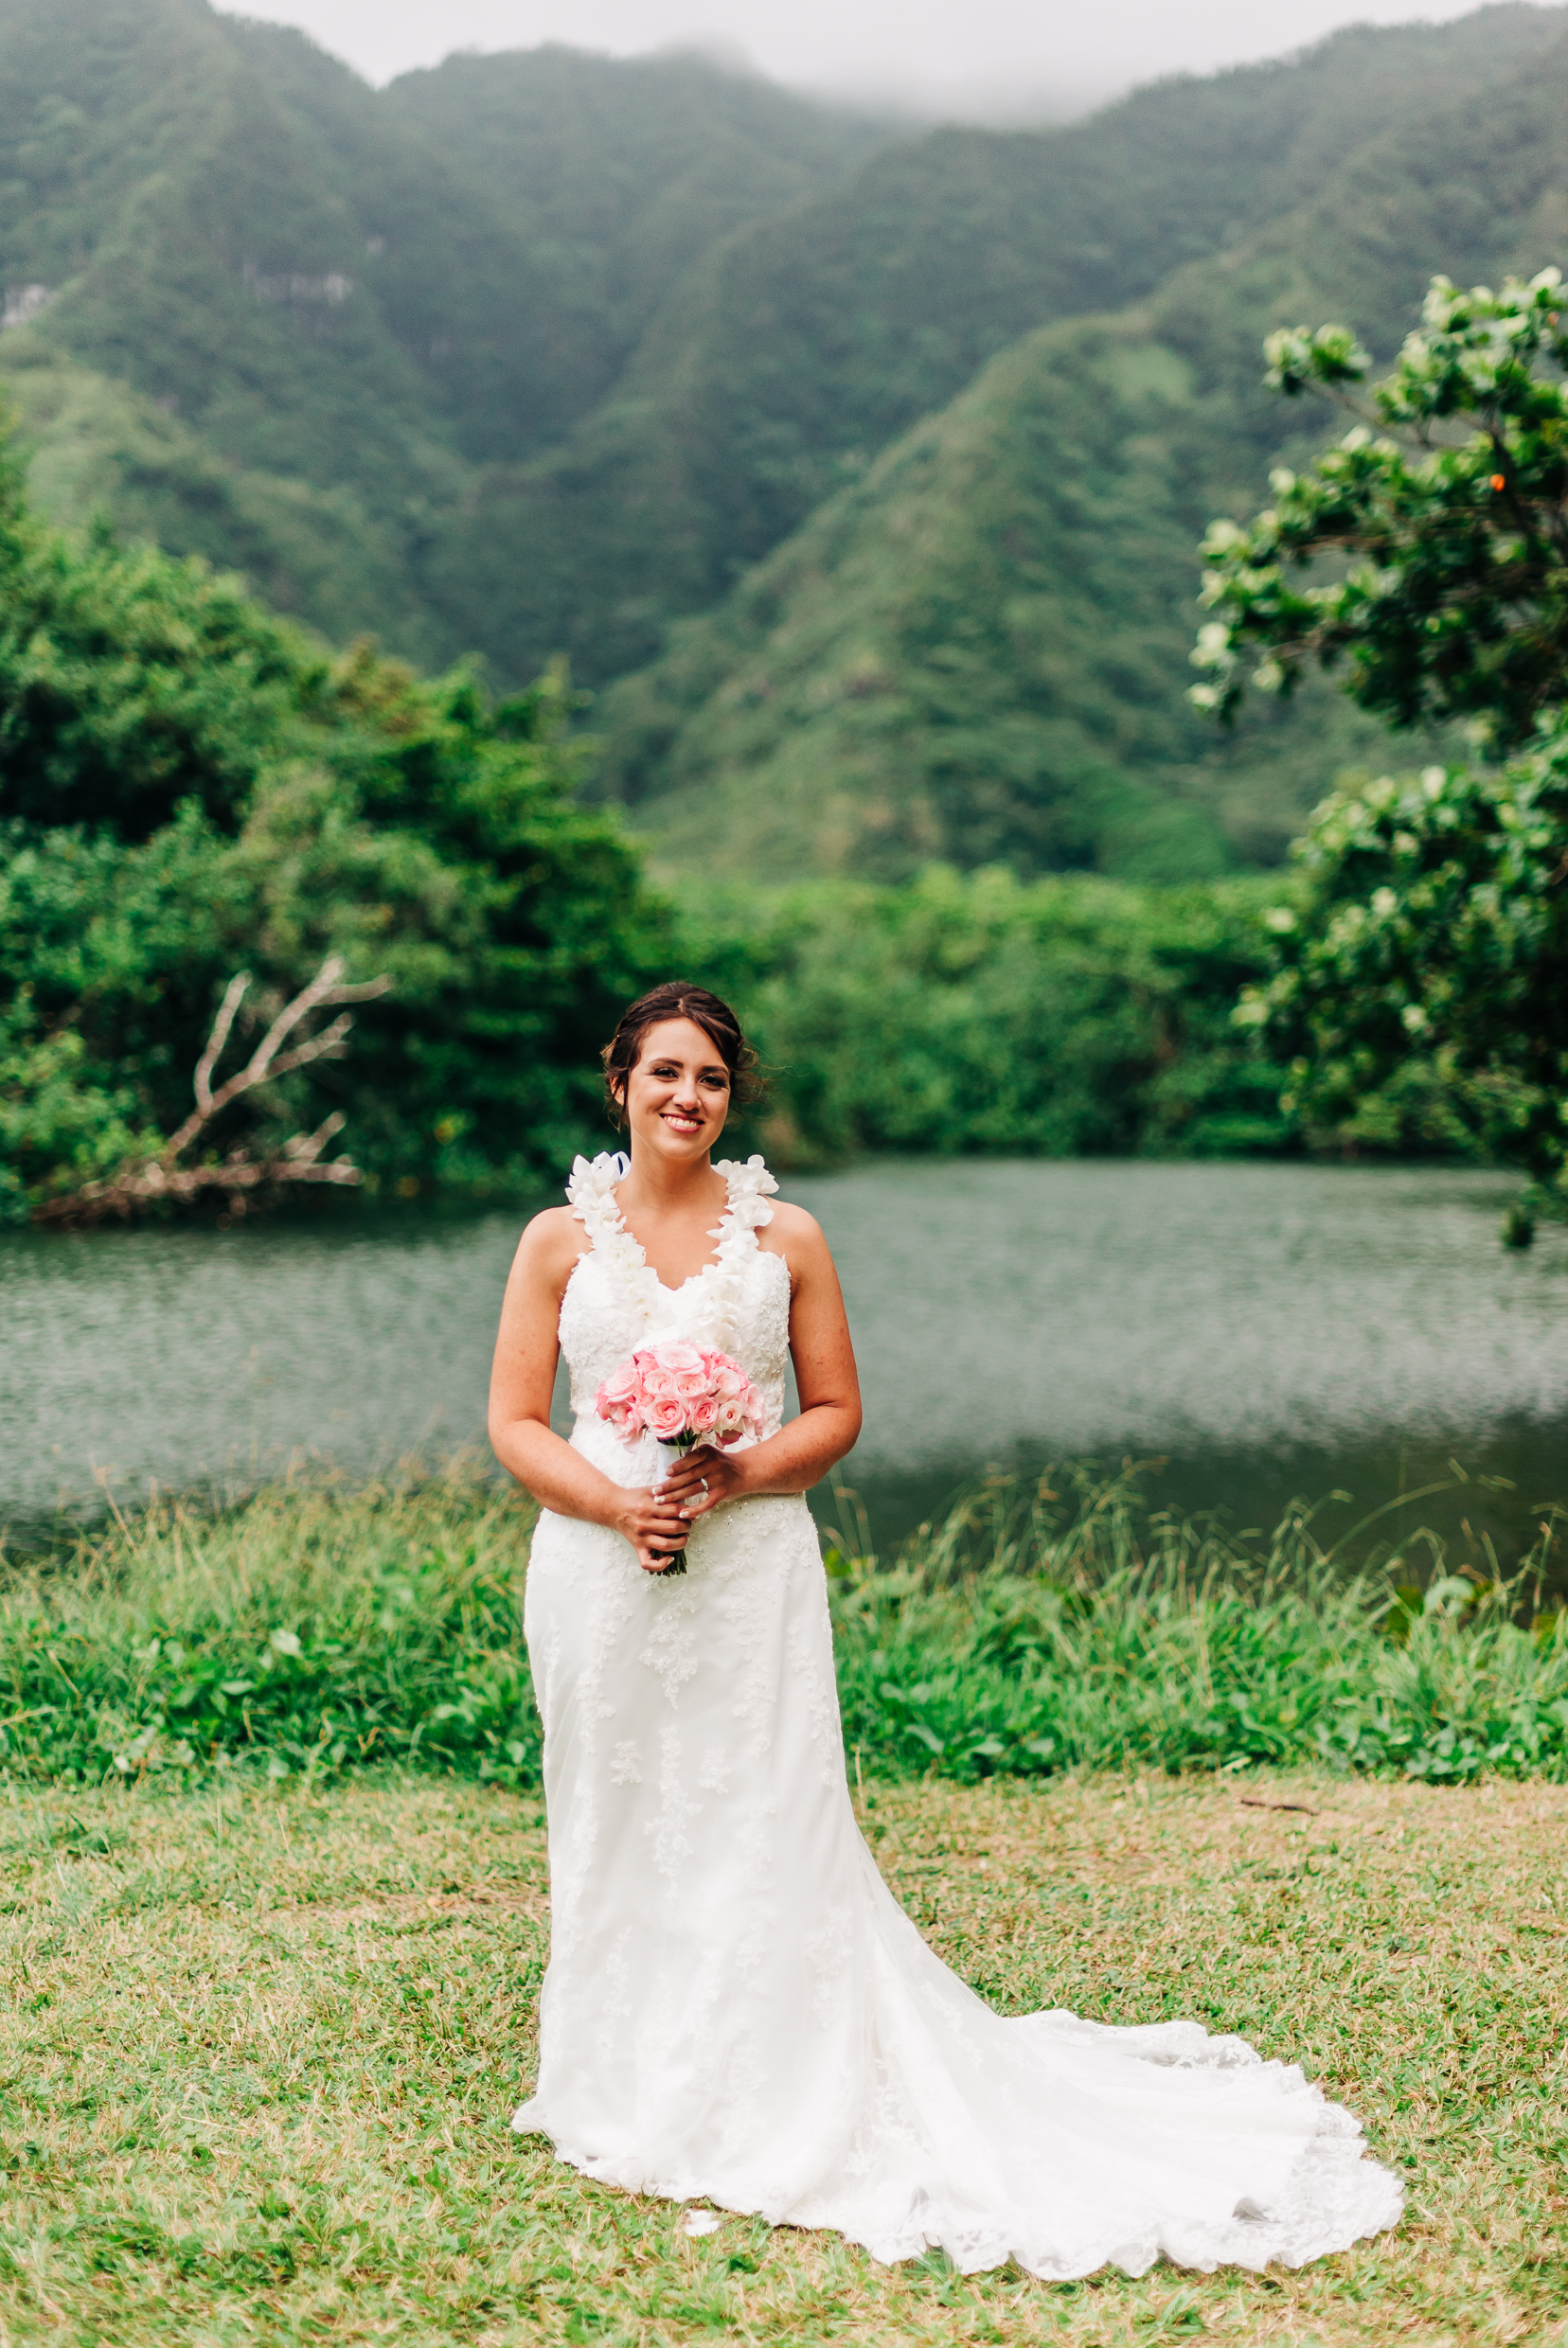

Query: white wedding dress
[512,1152,1403,2278]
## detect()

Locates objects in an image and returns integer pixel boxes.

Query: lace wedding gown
[512,1152,1403,2278]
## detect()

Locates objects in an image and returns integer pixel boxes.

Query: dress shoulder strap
[714,1154,779,1235]
[564,1150,664,1325]
[704,1156,780,1335]
[565,1149,631,1245]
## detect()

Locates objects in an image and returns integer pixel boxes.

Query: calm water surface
[3,1162,1565,1565]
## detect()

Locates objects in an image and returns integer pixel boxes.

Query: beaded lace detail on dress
[514,1151,1404,2280]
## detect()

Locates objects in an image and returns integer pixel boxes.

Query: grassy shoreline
[1,1463,1565,1795]
[1,1769,1564,2343]
[5,1468,1567,2339]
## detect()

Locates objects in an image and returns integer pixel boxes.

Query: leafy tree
[232,656,676,1197]
[1202,271,1568,1236]
[1235,738,1568,1241]
[1191,270,1568,748]
[0,449,321,842]
[0,431,675,1221]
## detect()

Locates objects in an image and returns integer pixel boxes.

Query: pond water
[3,1161,1566,1574]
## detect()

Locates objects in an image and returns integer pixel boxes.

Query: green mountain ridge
[383,44,894,377]
[3,0,1565,886]
[597,19,1568,881]
[0,0,889,659]
[446,4,1565,688]
[0,329,439,656]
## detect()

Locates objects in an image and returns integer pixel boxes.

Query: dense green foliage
[0,452,314,842]
[0,423,1297,1218]
[830,1466,1568,1787]
[3,1466,1564,1790]
[383,43,893,371]
[595,293,1441,881]
[706,867,1291,1162]
[12,5,1568,1204]
[597,50,1568,880]
[1195,271,1568,747]
[1190,274,1568,1231]
[1237,738,1568,1233]
[0,438,672,1219]
[0,1475,540,1787]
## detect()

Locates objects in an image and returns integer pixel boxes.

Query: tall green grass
[1,1463,1564,1789]
[0,1468,539,1789]
[827,1466,1568,1785]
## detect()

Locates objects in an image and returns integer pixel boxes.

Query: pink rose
[688,1395,719,1432]
[646,1396,686,1438]
[597,1365,640,1415]
[712,1364,744,1399]
[641,1367,679,1400]
[650,1340,703,1375]
[672,1369,709,1399]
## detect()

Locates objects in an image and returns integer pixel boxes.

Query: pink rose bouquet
[595,1340,765,1574]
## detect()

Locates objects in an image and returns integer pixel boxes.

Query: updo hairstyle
[601,983,762,1129]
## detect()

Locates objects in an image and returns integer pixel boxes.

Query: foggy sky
[222,0,1525,116]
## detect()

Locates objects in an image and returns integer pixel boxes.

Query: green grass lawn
[1,1770,1564,2344]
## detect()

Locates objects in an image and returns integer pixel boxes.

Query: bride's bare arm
[488,1209,690,1570]
[658,1205,862,1526]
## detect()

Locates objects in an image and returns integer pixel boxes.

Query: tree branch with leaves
[1192,269,1568,750]
[1197,270,1568,1242]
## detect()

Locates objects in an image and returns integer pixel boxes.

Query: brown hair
[601,983,762,1128]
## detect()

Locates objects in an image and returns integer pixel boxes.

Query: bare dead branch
[38,956,392,1229]
[193,972,250,1117]
[231,957,347,1098]
[184,964,391,1136]
[282,1112,347,1163]
[164,961,391,1160]
[34,1143,368,1225]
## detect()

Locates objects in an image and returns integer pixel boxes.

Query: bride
[488,982,1402,2279]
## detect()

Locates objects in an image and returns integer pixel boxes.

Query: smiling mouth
[661,1110,703,1133]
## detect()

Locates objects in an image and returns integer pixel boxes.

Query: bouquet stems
[652,1436,695,1575]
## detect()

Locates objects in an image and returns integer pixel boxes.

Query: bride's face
[620,1017,731,1160]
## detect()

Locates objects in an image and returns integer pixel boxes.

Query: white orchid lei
[565,1150,778,1351]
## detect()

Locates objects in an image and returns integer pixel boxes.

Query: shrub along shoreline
[2,1464,1564,1792]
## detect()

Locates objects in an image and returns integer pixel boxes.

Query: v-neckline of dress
[562,1151,781,1346]
[611,1167,739,1298]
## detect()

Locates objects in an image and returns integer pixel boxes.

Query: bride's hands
[612,1484,695,1574]
[654,1443,748,1528]
[609,1448,749,1573]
